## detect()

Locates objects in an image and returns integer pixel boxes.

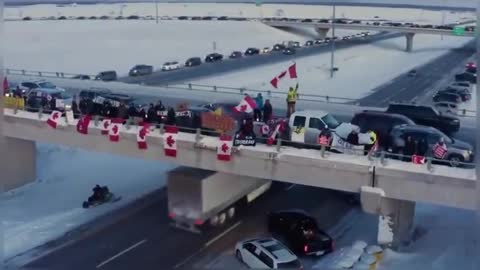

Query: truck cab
[288,110,341,144]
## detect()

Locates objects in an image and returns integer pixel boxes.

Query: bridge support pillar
[405,33,415,52]
[360,186,415,250]
[1,137,36,192]
[315,27,330,39]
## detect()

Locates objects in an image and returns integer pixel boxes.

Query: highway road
[119,32,404,86]
[24,183,354,270]
[357,40,476,107]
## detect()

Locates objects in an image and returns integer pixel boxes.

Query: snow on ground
[4,2,475,24]
[191,34,473,99]
[0,143,176,259]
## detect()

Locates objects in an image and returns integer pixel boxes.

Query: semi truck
[167,167,272,233]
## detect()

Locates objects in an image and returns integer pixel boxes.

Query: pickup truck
[253,110,375,152]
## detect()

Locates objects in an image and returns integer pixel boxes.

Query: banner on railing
[4,97,25,110]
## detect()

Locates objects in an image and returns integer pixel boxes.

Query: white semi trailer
[167,167,272,233]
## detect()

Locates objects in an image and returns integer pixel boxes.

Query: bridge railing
[5,68,477,116]
[5,68,96,79]
[2,100,475,171]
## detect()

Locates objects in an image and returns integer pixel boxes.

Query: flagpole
[330,3,336,79]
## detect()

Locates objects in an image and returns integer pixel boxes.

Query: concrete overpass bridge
[262,20,475,52]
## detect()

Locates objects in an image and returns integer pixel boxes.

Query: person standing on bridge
[254,93,263,122]
[286,83,299,117]
[263,99,273,123]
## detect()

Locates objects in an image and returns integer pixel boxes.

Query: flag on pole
[233,95,257,113]
[76,115,92,135]
[270,63,297,88]
[108,118,123,142]
[101,119,111,135]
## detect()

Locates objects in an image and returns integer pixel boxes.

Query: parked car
[301,18,313,22]
[385,103,460,133]
[434,101,459,115]
[314,39,326,44]
[465,62,476,69]
[127,15,140,20]
[283,47,296,55]
[26,88,73,112]
[388,125,474,167]
[18,80,66,93]
[245,48,260,56]
[205,53,223,62]
[268,210,334,256]
[100,15,109,20]
[432,91,462,104]
[129,65,154,76]
[438,88,471,101]
[58,16,67,20]
[262,47,271,54]
[178,16,189,20]
[235,238,303,269]
[229,51,243,59]
[449,81,470,90]
[162,61,180,71]
[455,72,476,84]
[77,16,86,20]
[23,16,32,21]
[217,16,228,20]
[191,16,202,20]
[185,57,202,67]
[89,16,97,20]
[351,110,415,149]
[95,70,117,81]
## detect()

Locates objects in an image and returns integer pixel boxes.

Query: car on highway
[217,16,228,20]
[434,101,459,115]
[178,16,188,20]
[19,80,66,93]
[235,238,303,269]
[99,15,109,20]
[162,61,181,71]
[273,44,286,51]
[449,81,471,90]
[128,64,154,77]
[466,65,476,74]
[455,72,476,84]
[304,40,314,46]
[283,47,296,55]
[301,18,313,23]
[185,57,202,67]
[438,87,471,102]
[385,103,460,133]
[262,47,271,54]
[315,39,326,44]
[245,48,260,56]
[95,70,117,81]
[351,110,415,149]
[407,69,417,77]
[89,16,97,20]
[205,53,223,62]
[388,125,473,167]
[432,91,462,104]
[465,62,476,69]
[267,210,334,257]
[229,51,243,59]
[72,74,91,80]
[127,15,140,20]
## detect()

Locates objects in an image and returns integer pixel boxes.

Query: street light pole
[155,0,159,24]
[330,4,336,78]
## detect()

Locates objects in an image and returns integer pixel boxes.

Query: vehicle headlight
[65,104,72,110]
[5,93,10,97]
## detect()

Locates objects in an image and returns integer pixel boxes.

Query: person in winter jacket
[346,130,359,145]
[147,104,156,123]
[166,107,176,125]
[417,137,428,157]
[403,136,415,161]
[117,102,128,120]
[286,83,299,117]
[262,99,273,123]
[254,93,263,121]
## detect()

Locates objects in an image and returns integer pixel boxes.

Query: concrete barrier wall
[2,137,36,191]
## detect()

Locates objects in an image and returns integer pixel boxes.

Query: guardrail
[2,99,475,170]
[6,68,477,115]
[5,68,95,79]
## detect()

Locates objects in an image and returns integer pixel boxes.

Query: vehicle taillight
[304,245,309,253]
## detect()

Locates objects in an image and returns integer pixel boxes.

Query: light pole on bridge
[330,3,336,79]
[155,0,159,24]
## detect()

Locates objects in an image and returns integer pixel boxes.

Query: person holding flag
[286,82,299,117]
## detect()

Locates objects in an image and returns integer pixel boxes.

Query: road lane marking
[96,239,147,268]
[174,221,242,269]
[205,221,242,247]
[285,184,296,191]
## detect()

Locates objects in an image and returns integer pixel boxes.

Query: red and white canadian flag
[76,115,92,135]
[270,63,297,89]
[164,125,178,157]
[217,135,233,161]
[137,123,150,150]
[108,118,123,142]
[233,95,257,113]
[266,121,286,146]
[47,110,62,129]
[101,119,111,135]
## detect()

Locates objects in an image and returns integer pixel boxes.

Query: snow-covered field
[0,143,176,260]
[191,34,472,100]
